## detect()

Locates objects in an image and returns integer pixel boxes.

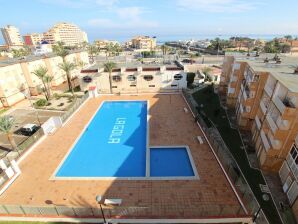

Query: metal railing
[182,88,269,224]
[60,93,89,123]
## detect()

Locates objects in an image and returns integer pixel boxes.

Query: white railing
[276,116,290,130]
[260,99,267,114]
[260,130,271,151]
[273,96,286,114]
[264,84,273,96]
[266,114,278,134]
[267,131,282,150]
[255,115,261,129]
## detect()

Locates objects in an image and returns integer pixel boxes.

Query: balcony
[264,84,273,96]
[273,96,286,114]
[255,115,261,129]
[230,75,238,82]
[260,99,267,114]
[267,131,282,150]
[276,116,290,130]
[240,104,244,113]
[296,134,298,146]
[228,87,235,94]
[266,114,278,134]
[261,130,271,151]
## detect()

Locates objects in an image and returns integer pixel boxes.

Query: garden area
[192,85,283,224]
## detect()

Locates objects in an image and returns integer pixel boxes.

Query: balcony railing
[264,84,273,96]
[276,116,290,130]
[273,96,286,114]
[266,114,278,134]
[255,115,261,129]
[267,131,282,150]
[261,130,271,151]
[296,134,298,146]
[260,99,267,114]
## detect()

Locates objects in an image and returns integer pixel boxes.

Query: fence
[60,92,89,123]
[182,88,269,224]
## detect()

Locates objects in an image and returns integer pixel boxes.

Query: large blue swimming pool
[55,101,197,179]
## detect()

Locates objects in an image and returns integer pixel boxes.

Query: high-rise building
[1,25,23,46]
[23,33,44,46]
[43,22,88,46]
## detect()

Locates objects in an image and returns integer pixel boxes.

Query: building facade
[0,51,89,107]
[79,62,187,94]
[23,33,44,46]
[131,36,156,51]
[221,54,298,172]
[43,22,88,46]
[1,25,23,47]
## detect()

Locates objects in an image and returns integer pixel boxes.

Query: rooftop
[229,53,298,93]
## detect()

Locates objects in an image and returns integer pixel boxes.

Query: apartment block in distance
[43,22,88,46]
[23,33,44,46]
[131,36,156,51]
[1,25,23,47]
[222,54,298,172]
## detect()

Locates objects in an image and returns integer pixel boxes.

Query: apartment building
[1,25,23,47]
[79,61,187,94]
[279,136,298,221]
[131,36,156,51]
[23,33,44,46]
[222,54,298,172]
[0,50,89,107]
[43,22,88,46]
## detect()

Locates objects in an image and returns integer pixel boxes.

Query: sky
[1,0,298,43]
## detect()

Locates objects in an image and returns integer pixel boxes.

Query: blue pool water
[56,101,147,177]
[150,147,195,177]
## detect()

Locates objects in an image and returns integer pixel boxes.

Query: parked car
[20,124,40,136]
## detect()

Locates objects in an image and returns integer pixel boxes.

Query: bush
[34,99,48,107]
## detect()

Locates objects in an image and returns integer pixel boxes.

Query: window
[130,84,136,87]
[291,146,298,160]
[171,84,178,87]
[149,85,155,87]
[173,74,183,80]
[127,75,136,82]
[112,75,121,82]
[112,86,117,88]
[143,75,154,81]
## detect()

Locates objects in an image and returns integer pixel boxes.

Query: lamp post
[96,195,107,224]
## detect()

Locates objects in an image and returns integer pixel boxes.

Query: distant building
[94,39,120,50]
[131,36,156,51]
[1,25,23,47]
[43,22,88,46]
[33,41,53,55]
[23,33,44,46]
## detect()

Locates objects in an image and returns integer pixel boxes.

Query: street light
[96,195,107,224]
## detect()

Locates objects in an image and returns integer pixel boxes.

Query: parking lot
[0,109,64,155]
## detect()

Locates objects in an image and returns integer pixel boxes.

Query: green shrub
[34,99,48,107]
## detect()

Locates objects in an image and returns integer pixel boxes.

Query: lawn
[192,85,282,224]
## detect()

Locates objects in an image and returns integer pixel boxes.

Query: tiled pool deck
[0,94,247,219]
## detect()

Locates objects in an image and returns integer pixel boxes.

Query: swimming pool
[54,100,198,180]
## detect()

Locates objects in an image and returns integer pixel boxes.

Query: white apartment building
[1,25,23,47]
[43,22,88,46]
[79,61,187,94]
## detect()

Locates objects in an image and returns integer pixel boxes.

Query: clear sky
[1,0,298,43]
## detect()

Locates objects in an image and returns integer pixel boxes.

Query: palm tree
[103,62,116,94]
[161,44,169,56]
[88,44,98,63]
[59,61,77,95]
[52,41,69,62]
[0,116,19,155]
[32,66,52,100]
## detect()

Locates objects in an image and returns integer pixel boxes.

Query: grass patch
[192,85,282,224]
[0,108,9,115]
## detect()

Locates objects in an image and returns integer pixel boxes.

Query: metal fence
[182,88,269,224]
[61,93,89,123]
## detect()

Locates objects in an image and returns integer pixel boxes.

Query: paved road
[0,109,64,154]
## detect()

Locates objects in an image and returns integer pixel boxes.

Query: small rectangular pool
[150,147,195,177]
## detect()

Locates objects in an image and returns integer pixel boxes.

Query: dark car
[20,124,40,136]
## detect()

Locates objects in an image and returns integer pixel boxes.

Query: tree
[0,116,19,154]
[59,61,77,96]
[161,44,169,56]
[103,62,117,94]
[202,67,213,81]
[32,66,52,100]
[52,41,69,61]
[284,35,293,41]
[11,47,30,58]
[88,44,98,62]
